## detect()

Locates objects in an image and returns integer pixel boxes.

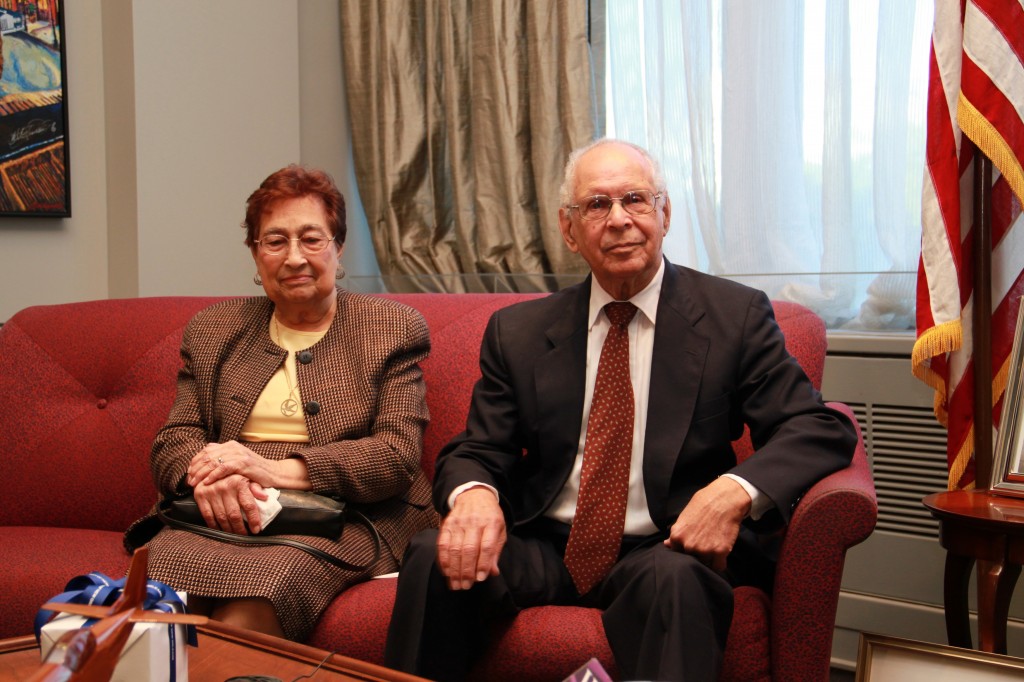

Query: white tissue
[255,487,282,530]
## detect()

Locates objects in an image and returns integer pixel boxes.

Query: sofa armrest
[770,401,877,681]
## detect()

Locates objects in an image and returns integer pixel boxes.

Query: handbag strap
[156,504,381,573]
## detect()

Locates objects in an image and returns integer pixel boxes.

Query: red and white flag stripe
[913,0,1024,490]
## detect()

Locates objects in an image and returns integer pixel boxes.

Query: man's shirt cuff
[448,481,499,511]
[722,473,772,521]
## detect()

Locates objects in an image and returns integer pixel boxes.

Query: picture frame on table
[0,2,70,217]
[856,633,1024,681]
[992,301,1024,496]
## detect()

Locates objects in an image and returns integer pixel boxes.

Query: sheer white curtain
[604,0,934,330]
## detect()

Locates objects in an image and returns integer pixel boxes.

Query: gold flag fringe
[958,95,1024,206]
[994,353,1009,416]
[917,312,1012,490]
[949,424,973,490]
[911,319,962,428]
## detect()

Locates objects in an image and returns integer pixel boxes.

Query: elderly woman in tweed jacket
[125,165,437,640]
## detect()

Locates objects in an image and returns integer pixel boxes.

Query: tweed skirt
[145,519,395,641]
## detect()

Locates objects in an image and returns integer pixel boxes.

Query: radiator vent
[848,402,948,538]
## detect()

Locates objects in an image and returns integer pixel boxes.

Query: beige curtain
[340,0,597,293]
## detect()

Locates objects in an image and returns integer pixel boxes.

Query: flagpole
[974,150,993,488]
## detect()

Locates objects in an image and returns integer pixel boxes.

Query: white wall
[131,1,300,298]
[0,0,375,321]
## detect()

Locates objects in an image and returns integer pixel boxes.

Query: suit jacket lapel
[642,265,710,525]
[535,280,591,485]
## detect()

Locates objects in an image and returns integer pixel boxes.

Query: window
[600,0,934,330]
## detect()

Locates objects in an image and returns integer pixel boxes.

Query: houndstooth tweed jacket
[125,288,437,561]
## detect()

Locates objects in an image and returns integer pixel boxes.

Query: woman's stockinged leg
[210,597,285,638]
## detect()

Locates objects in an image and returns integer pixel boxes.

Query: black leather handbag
[156,490,380,573]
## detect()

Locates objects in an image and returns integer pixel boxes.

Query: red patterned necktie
[563,301,638,595]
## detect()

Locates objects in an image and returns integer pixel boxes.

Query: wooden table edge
[923,490,1024,533]
[199,621,427,682]
[0,623,427,682]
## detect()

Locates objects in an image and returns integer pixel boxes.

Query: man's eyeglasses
[568,189,662,222]
[254,233,334,256]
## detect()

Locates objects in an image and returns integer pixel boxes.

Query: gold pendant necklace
[272,316,302,417]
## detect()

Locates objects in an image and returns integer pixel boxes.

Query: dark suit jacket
[432,263,855,579]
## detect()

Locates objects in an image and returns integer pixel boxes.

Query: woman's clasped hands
[185,441,280,535]
[185,441,313,535]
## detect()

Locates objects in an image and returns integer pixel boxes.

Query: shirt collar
[587,258,665,330]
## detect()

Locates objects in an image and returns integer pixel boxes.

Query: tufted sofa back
[1,297,226,532]
[377,293,545,477]
[0,294,824,533]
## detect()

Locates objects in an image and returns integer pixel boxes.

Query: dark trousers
[384,522,734,681]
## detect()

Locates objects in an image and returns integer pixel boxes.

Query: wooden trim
[0,635,37,655]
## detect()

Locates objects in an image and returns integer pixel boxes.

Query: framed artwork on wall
[0,1,69,217]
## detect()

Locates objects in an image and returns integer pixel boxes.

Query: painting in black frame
[0,1,69,217]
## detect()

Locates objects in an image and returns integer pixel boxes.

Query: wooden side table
[922,489,1024,654]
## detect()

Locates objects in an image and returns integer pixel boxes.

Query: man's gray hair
[558,138,667,207]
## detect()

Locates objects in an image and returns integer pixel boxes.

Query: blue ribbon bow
[34,572,197,681]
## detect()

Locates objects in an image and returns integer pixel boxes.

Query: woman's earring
[336,264,346,280]
[253,273,263,286]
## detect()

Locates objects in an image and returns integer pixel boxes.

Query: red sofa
[0,294,876,681]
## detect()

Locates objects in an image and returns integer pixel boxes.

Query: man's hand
[436,487,507,590]
[663,476,752,571]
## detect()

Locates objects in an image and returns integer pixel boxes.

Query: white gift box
[40,605,190,682]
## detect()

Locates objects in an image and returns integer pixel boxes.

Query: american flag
[913,0,1024,490]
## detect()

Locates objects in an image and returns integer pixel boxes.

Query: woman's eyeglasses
[255,233,334,256]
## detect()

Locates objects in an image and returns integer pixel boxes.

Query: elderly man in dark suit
[385,139,856,681]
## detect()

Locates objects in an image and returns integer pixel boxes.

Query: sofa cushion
[308,577,396,664]
[1,297,226,531]
[0,526,131,639]
[720,586,772,682]
[380,293,544,477]
[312,575,618,681]
[311,578,771,682]
[470,605,617,682]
